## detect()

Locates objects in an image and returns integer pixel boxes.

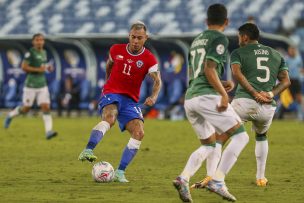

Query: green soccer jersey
[24,48,47,88]
[185,30,229,100]
[231,43,288,100]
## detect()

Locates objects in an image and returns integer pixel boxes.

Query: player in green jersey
[173,4,249,202]
[231,23,290,186]
[4,33,57,140]
[193,23,291,190]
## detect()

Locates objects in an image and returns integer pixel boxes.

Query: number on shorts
[133,107,143,118]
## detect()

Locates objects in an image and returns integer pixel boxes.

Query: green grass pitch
[0,117,304,202]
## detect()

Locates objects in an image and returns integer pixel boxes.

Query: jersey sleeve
[147,53,158,73]
[43,50,48,63]
[109,45,116,62]
[205,36,228,64]
[230,50,241,66]
[23,50,32,63]
[279,57,289,72]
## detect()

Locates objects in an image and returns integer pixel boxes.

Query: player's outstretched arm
[105,59,114,81]
[204,59,229,112]
[144,71,162,106]
[21,61,46,73]
[231,63,271,103]
[271,70,291,96]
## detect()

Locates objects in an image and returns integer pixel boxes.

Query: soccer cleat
[3,116,12,129]
[114,169,129,183]
[46,131,58,140]
[256,178,268,187]
[78,149,97,162]
[191,176,212,189]
[206,180,236,202]
[172,176,193,202]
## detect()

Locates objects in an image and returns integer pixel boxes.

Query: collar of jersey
[126,44,145,56]
[32,47,44,52]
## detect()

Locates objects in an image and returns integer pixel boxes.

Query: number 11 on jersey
[123,63,131,75]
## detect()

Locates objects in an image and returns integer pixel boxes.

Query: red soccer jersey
[102,44,158,102]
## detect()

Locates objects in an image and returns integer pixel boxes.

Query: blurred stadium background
[0,0,304,119]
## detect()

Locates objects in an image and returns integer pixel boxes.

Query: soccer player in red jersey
[78,21,162,182]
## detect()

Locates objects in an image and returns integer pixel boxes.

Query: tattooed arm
[221,80,235,92]
[231,63,271,103]
[271,70,291,96]
[144,71,162,106]
[105,59,114,81]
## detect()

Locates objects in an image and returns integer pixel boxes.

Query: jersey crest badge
[116,55,124,60]
[24,52,30,58]
[136,60,143,68]
[216,44,225,55]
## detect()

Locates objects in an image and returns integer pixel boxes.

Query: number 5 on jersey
[256,57,269,82]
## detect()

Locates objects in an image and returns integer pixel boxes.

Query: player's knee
[102,110,117,127]
[226,122,242,136]
[230,125,249,144]
[42,108,50,113]
[22,106,31,113]
[215,132,229,144]
[200,135,215,145]
[132,129,144,141]
[102,114,116,127]
[255,132,267,141]
[104,119,115,127]
[40,104,50,113]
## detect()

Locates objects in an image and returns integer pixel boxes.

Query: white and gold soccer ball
[92,161,115,182]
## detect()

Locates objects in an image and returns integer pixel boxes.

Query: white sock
[93,121,110,135]
[207,143,222,177]
[180,145,214,182]
[214,132,249,182]
[42,113,53,133]
[255,140,268,179]
[8,106,21,118]
[127,137,141,149]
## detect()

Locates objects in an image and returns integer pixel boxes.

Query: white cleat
[206,180,236,202]
[173,176,193,202]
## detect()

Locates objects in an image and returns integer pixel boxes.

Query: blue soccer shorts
[98,93,144,131]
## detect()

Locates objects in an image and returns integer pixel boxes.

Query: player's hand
[46,64,55,73]
[39,65,47,72]
[253,92,272,104]
[223,80,235,93]
[217,94,229,112]
[144,96,156,106]
[259,91,273,103]
[260,91,273,99]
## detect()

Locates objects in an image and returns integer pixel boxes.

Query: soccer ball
[92,161,115,183]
